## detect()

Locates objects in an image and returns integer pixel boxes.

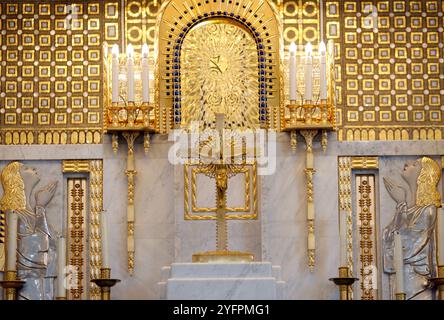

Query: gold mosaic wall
[325,0,444,141]
[0,1,124,145]
[0,2,109,144]
[281,0,321,48]
[124,0,160,49]
[1,0,443,143]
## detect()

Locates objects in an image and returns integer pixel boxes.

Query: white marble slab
[170,262,273,278]
[163,262,283,300]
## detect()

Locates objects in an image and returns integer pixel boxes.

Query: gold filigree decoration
[184,162,258,220]
[416,157,441,207]
[180,20,259,129]
[62,160,103,300]
[325,0,444,141]
[191,166,250,213]
[62,160,90,173]
[122,132,139,275]
[67,178,87,300]
[351,157,379,170]
[0,162,26,271]
[338,157,354,276]
[339,156,380,300]
[156,0,282,132]
[89,160,103,300]
[0,2,104,145]
[300,129,318,271]
[356,174,377,300]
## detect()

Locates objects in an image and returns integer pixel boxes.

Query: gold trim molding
[184,162,258,221]
[338,157,353,275]
[62,160,103,300]
[62,160,91,173]
[355,174,377,300]
[351,157,379,170]
[155,0,283,132]
[67,178,87,300]
[338,156,379,300]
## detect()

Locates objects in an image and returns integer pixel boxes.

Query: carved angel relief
[0,161,58,300]
[383,157,441,300]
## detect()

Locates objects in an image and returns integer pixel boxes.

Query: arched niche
[155,0,283,133]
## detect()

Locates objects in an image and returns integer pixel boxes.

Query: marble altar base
[159,262,285,300]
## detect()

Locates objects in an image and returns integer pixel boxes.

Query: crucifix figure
[192,113,253,262]
[215,166,229,250]
[201,163,240,252]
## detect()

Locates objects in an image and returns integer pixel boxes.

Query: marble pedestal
[158,262,285,300]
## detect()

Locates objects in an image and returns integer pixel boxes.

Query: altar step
[158,262,285,300]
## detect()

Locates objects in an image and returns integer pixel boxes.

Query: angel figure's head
[0,162,40,211]
[416,157,441,207]
[402,157,441,207]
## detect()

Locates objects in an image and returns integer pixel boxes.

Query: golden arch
[180,19,260,129]
[155,0,283,133]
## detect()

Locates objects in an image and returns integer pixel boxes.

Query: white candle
[141,44,150,103]
[289,42,297,102]
[437,207,444,266]
[6,211,18,271]
[394,231,405,294]
[127,44,135,102]
[339,210,347,267]
[304,42,313,102]
[101,211,110,268]
[319,41,327,101]
[111,44,120,103]
[56,237,66,298]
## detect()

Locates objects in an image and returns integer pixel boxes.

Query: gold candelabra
[283,40,336,271]
[191,115,254,263]
[329,267,358,300]
[429,265,444,300]
[103,42,158,274]
[90,268,121,301]
[0,270,25,300]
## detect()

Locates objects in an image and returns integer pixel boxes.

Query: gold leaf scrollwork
[180,20,259,129]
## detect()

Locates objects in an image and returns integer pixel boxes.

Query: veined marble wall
[0,134,443,299]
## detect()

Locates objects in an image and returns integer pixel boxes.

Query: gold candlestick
[395,292,406,300]
[91,268,121,300]
[329,267,358,300]
[0,270,25,300]
[429,265,444,300]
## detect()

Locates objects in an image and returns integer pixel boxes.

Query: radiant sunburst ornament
[180,20,259,129]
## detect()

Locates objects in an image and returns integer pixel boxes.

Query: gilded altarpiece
[338,156,379,299]
[155,0,282,132]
